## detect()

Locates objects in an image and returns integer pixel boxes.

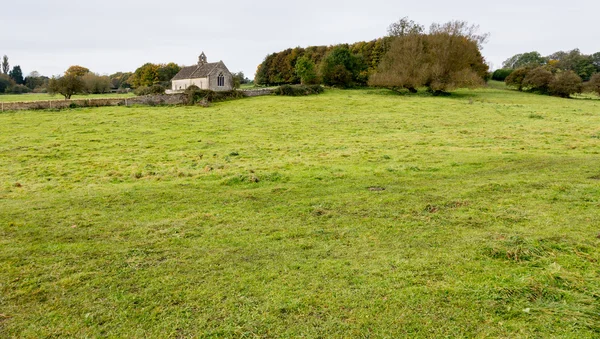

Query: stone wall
[0,90,274,112]
[240,89,274,97]
[0,94,188,112]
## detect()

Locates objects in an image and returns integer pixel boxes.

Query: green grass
[1,86,599,337]
[0,92,135,102]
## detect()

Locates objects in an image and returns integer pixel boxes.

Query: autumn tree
[368,33,427,93]
[429,20,489,48]
[65,65,90,77]
[505,67,532,91]
[81,73,111,94]
[549,71,583,98]
[157,62,181,86]
[370,20,488,94]
[130,63,180,88]
[130,63,159,87]
[48,74,85,99]
[109,72,133,89]
[255,38,391,86]
[522,67,554,94]
[387,16,424,37]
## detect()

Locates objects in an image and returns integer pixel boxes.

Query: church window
[218,73,225,87]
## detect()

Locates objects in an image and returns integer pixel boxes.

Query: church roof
[172,62,223,80]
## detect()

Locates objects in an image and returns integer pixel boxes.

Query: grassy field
[1,85,599,337]
[0,92,135,103]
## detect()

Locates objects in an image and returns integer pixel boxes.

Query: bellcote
[198,52,207,65]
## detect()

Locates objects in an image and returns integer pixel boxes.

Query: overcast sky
[2,0,598,78]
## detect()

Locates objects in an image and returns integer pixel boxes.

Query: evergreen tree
[9,65,24,85]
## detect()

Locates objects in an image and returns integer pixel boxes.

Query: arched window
[217,73,225,87]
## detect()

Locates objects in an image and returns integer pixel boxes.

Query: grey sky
[3,0,598,78]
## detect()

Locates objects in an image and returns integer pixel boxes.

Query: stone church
[171,52,233,91]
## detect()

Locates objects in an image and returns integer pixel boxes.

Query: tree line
[493,49,600,97]
[255,17,490,94]
[255,38,392,87]
[0,55,250,97]
[0,55,46,94]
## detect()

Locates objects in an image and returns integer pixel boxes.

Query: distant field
[1,87,599,337]
[0,92,136,102]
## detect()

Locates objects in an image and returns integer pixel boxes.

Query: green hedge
[273,85,324,96]
[134,84,166,96]
[184,86,245,105]
[491,69,514,81]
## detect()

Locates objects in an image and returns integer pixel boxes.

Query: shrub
[0,74,13,93]
[6,84,32,94]
[491,69,514,81]
[549,71,583,98]
[320,46,367,88]
[505,67,531,91]
[184,85,245,105]
[134,84,165,96]
[586,73,600,95]
[81,73,111,94]
[522,67,554,94]
[273,85,324,96]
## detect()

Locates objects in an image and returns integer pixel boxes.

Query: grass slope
[1,86,599,337]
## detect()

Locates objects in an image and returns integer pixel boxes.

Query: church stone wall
[172,78,209,91]
[208,66,233,91]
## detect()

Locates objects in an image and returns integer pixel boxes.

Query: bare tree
[387,17,424,37]
[429,20,490,49]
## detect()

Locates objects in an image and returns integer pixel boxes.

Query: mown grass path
[1,87,599,337]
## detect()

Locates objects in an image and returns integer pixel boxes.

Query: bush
[505,67,531,91]
[6,84,32,94]
[82,73,111,94]
[0,74,13,93]
[522,67,554,94]
[491,69,514,81]
[273,85,324,96]
[549,71,583,98]
[320,46,367,88]
[134,84,165,96]
[184,85,245,105]
[586,73,600,95]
